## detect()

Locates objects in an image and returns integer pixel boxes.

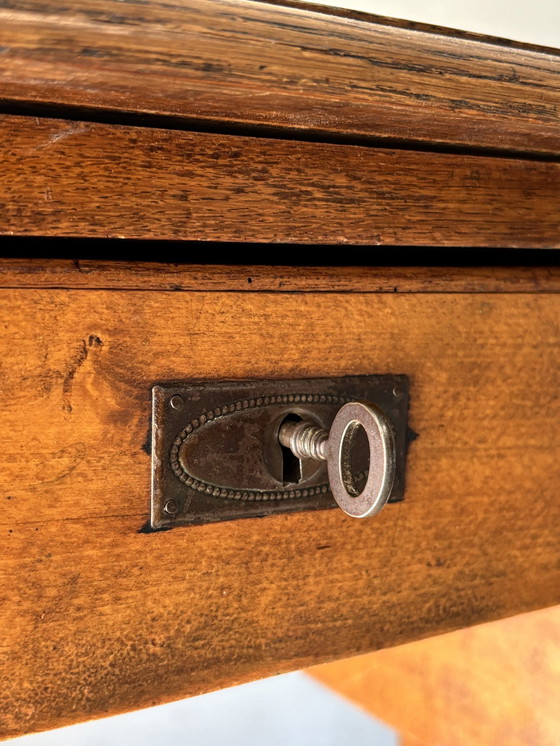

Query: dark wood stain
[1,259,560,293]
[1,115,559,246]
[0,0,558,154]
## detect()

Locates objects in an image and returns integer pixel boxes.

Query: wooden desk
[0,0,558,739]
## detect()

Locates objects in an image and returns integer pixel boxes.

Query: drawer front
[1,285,559,738]
[2,116,559,246]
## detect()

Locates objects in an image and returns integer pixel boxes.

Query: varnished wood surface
[0,0,559,155]
[0,286,559,738]
[311,605,560,746]
[2,116,559,246]
[1,259,560,293]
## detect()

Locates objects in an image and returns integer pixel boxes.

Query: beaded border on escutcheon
[169,393,366,501]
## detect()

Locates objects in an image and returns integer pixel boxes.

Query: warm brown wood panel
[0,284,559,738]
[2,116,559,245]
[2,260,560,293]
[0,0,559,155]
[311,606,560,746]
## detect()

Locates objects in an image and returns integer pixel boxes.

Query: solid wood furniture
[2,117,559,244]
[0,0,559,739]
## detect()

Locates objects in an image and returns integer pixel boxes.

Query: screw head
[170,395,184,410]
[164,499,178,516]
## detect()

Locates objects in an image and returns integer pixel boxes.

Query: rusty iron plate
[151,375,410,529]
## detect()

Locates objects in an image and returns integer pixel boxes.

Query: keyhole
[280,413,303,484]
[263,410,324,486]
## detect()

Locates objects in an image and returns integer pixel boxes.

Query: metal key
[278,401,396,518]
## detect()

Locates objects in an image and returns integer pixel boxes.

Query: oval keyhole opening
[280,413,303,484]
[263,410,325,486]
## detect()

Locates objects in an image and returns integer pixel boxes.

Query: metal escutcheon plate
[151,375,410,529]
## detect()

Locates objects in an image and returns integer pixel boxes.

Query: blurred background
[9,1,559,744]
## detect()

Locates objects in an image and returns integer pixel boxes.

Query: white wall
[310,0,560,48]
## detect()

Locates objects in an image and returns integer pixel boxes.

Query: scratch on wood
[36,124,87,150]
[28,443,87,488]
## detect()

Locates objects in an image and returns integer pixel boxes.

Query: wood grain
[0,0,559,155]
[0,287,559,738]
[1,259,560,293]
[2,116,559,246]
[311,605,560,746]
